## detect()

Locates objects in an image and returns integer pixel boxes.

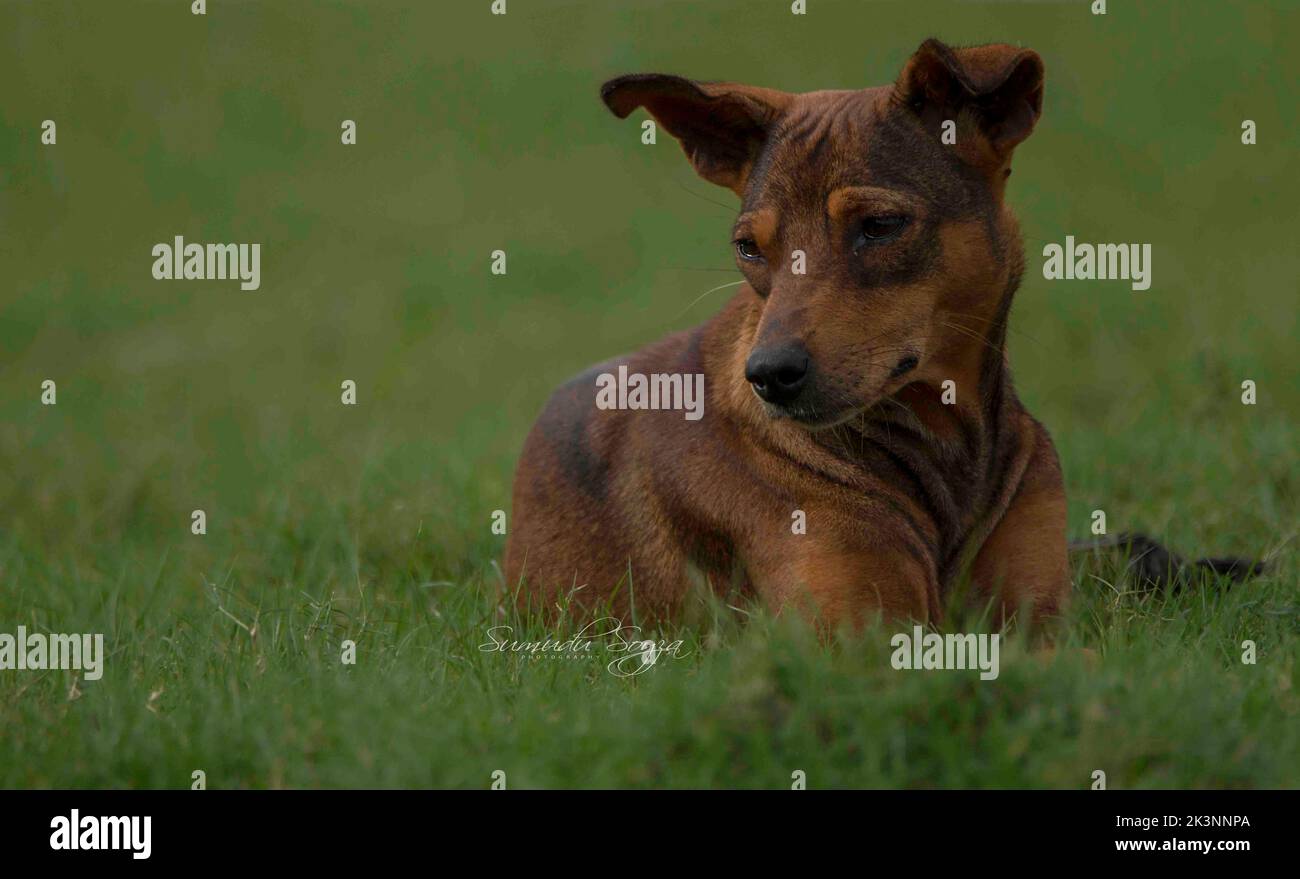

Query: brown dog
[505,39,1071,629]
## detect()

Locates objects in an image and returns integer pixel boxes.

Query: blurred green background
[0,1,1296,787]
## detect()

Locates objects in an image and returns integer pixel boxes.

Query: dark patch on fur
[539,364,613,501]
[889,355,919,378]
[864,108,988,222]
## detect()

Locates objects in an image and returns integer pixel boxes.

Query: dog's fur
[504,39,1259,630]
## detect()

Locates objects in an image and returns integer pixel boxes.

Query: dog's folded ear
[601,74,791,195]
[896,39,1044,168]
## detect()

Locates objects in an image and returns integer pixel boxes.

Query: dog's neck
[816,276,1022,574]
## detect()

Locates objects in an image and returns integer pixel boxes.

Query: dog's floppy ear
[896,39,1044,168]
[601,74,791,195]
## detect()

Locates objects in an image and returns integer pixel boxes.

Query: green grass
[1,0,1297,788]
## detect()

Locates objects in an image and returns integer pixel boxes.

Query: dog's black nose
[745,344,810,406]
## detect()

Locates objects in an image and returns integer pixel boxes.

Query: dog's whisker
[940,320,1003,356]
[945,310,1043,350]
[673,178,737,215]
[672,280,746,321]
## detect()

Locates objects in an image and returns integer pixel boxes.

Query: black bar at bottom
[0,790,1289,865]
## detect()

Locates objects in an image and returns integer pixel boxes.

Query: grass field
[1,1,1297,788]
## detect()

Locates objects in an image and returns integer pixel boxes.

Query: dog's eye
[855,216,907,248]
[735,238,763,261]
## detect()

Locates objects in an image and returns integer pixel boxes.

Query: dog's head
[602,39,1044,428]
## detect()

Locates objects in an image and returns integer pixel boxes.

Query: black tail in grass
[1068,532,1266,592]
